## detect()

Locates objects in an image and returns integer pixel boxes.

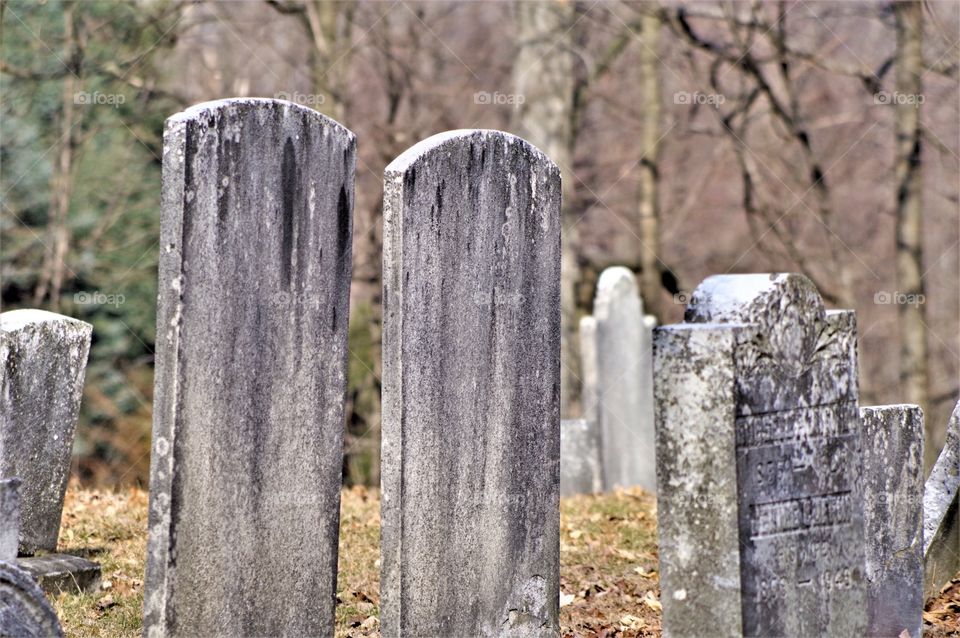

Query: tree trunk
[34,2,77,311]
[514,0,579,416]
[637,9,662,320]
[893,1,931,466]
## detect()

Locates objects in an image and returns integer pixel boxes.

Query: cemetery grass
[53,484,960,637]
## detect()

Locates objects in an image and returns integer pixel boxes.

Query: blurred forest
[1,0,958,487]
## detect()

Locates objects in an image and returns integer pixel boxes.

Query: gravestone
[590,267,656,492]
[17,554,101,595]
[0,478,19,560]
[560,419,601,497]
[654,273,866,637]
[923,400,960,600]
[0,561,63,638]
[578,317,599,428]
[381,129,561,637]
[860,405,923,638]
[0,309,92,555]
[143,98,355,637]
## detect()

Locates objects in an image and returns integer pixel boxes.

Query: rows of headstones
[0,98,956,637]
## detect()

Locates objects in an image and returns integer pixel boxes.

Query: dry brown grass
[53,484,958,637]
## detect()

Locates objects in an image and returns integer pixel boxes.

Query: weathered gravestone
[381,130,561,637]
[560,419,601,497]
[0,561,64,637]
[923,400,960,601]
[860,405,924,638]
[0,309,91,555]
[0,479,20,560]
[579,317,599,430]
[143,98,355,637]
[654,273,866,637]
[0,480,63,637]
[588,268,657,492]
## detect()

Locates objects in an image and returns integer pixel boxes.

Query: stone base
[16,554,101,595]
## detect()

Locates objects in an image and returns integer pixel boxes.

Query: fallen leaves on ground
[53,484,959,637]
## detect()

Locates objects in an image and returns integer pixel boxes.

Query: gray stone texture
[17,554,101,595]
[592,267,656,492]
[578,317,599,429]
[923,400,960,600]
[0,309,92,555]
[0,478,19,561]
[381,130,561,637]
[560,419,601,497]
[860,405,923,638]
[655,273,867,638]
[0,560,63,638]
[143,98,355,638]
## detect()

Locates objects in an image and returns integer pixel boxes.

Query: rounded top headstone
[0,561,64,637]
[166,97,355,144]
[385,129,557,178]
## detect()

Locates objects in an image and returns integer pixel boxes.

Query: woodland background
[2,0,958,487]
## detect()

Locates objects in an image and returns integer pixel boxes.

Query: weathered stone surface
[381,130,561,637]
[0,309,92,555]
[560,419,601,497]
[654,324,743,638]
[0,478,19,561]
[17,554,101,595]
[143,98,355,638]
[923,400,960,601]
[578,317,599,429]
[592,267,656,492]
[0,560,63,637]
[860,405,923,638]
[655,273,867,637]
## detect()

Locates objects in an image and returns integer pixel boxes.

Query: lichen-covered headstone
[588,268,657,492]
[923,400,960,601]
[0,309,91,555]
[143,99,355,637]
[654,273,866,637]
[381,130,561,637]
[0,478,20,561]
[560,419,601,497]
[0,560,63,638]
[861,405,924,638]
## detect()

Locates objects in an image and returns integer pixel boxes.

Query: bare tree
[637,8,663,319]
[893,0,930,466]
[513,0,579,415]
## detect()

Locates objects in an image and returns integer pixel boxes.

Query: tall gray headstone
[0,561,63,638]
[0,478,20,561]
[654,273,867,637]
[578,317,599,429]
[860,405,924,638]
[381,129,561,637]
[560,419,601,497]
[0,309,91,555]
[923,400,960,601]
[143,98,355,638]
[593,267,656,492]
